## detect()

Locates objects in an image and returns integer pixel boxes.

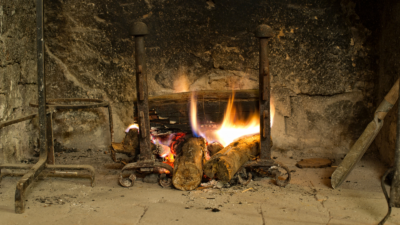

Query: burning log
[110,129,140,163]
[204,134,260,182]
[172,137,206,191]
[111,128,159,163]
[207,142,223,157]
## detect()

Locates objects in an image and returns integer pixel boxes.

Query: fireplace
[109,22,289,190]
[1,0,400,224]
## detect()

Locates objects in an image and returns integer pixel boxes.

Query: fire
[124,123,181,170]
[190,92,275,147]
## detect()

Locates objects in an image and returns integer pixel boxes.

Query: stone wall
[0,0,380,163]
[0,0,39,163]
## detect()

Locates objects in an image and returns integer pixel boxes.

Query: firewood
[111,129,159,164]
[204,134,260,182]
[172,137,206,191]
[122,129,139,154]
[207,142,224,157]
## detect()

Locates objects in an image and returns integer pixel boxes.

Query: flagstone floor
[0,152,397,225]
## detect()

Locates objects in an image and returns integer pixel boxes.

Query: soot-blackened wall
[0,0,380,163]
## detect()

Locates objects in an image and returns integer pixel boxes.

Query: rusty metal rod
[29,98,109,109]
[1,172,92,181]
[14,0,47,214]
[118,161,173,187]
[108,105,114,143]
[0,114,37,129]
[30,98,114,144]
[0,163,95,186]
[0,110,55,130]
[47,164,95,186]
[46,112,55,165]
[256,24,274,160]
[1,166,94,186]
[132,22,152,161]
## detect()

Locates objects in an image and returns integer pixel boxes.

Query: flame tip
[189,91,275,147]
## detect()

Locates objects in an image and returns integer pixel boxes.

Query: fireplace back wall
[0,0,380,163]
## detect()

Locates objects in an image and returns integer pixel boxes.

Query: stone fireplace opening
[1,0,400,224]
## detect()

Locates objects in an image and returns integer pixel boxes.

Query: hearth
[111,22,290,190]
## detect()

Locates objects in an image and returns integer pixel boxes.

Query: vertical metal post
[46,112,55,164]
[256,25,274,160]
[37,0,46,158]
[14,0,48,213]
[132,22,152,160]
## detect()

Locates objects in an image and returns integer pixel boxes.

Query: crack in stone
[137,206,149,224]
[326,211,332,225]
[259,206,266,225]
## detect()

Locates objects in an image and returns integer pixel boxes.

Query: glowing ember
[124,123,184,171]
[164,153,175,167]
[190,92,275,147]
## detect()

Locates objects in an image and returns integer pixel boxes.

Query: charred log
[172,137,206,191]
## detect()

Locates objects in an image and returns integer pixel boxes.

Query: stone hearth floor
[0,151,398,225]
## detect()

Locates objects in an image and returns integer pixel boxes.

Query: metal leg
[118,161,173,187]
[0,164,32,183]
[107,105,114,143]
[0,164,95,187]
[241,25,290,187]
[47,165,96,187]
[46,113,55,165]
[379,168,394,225]
[15,158,46,213]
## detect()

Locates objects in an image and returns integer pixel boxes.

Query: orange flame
[190,92,275,147]
[125,124,186,174]
[164,153,175,167]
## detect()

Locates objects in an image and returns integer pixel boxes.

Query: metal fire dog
[118,22,173,187]
[0,0,112,214]
[117,23,290,187]
[243,24,290,187]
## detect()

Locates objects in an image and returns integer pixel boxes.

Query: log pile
[111,128,270,190]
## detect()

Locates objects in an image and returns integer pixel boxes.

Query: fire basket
[114,22,290,188]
